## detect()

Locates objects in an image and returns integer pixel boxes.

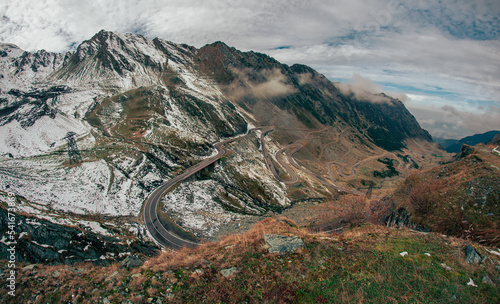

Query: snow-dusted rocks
[162,180,247,238]
[0,156,163,216]
[0,30,250,225]
[467,278,478,287]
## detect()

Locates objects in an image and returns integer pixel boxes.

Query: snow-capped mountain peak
[51,30,187,90]
[0,42,67,91]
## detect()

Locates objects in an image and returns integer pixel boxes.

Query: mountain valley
[1,30,499,303]
[0,30,445,242]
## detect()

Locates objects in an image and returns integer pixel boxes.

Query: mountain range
[435,130,500,153]
[0,30,441,257]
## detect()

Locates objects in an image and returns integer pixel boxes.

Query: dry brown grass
[4,218,500,303]
[147,217,308,274]
[392,152,500,246]
[308,194,373,232]
[129,273,148,289]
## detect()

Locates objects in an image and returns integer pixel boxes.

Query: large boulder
[263,234,305,255]
[220,267,238,278]
[465,245,481,264]
[119,254,143,269]
[482,275,496,286]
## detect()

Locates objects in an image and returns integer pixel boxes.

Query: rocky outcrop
[0,86,70,128]
[383,207,430,232]
[263,234,305,254]
[119,254,143,269]
[455,144,476,160]
[220,267,238,277]
[465,245,482,264]
[0,207,159,265]
[482,275,496,286]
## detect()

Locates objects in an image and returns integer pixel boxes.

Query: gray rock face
[263,234,305,255]
[220,267,238,277]
[482,275,496,286]
[22,264,36,270]
[383,207,430,232]
[465,245,481,264]
[0,207,159,265]
[119,255,143,269]
[105,271,119,282]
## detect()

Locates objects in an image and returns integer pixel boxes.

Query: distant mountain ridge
[488,133,500,145]
[435,130,500,153]
[195,39,432,151]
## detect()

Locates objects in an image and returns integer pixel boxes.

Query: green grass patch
[431,153,444,158]
[5,221,500,303]
[373,158,400,178]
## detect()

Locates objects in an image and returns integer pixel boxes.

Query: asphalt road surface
[142,128,262,249]
[142,140,229,249]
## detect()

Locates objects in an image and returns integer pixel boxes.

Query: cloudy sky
[1,0,499,139]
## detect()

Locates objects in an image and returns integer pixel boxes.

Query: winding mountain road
[274,144,300,184]
[142,131,251,248]
[143,127,271,249]
[259,127,281,181]
[329,152,392,178]
[143,141,228,248]
[143,124,407,249]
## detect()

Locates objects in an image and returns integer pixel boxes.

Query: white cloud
[335,74,394,104]
[225,68,297,100]
[406,94,500,139]
[269,30,500,102]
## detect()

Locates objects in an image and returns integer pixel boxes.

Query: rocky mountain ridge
[0,30,439,247]
[0,30,432,157]
[196,40,432,151]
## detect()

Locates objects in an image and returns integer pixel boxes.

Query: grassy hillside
[3,218,499,303]
[390,144,500,246]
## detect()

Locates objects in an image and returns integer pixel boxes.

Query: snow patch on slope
[162,180,246,238]
[0,157,160,216]
[0,114,89,158]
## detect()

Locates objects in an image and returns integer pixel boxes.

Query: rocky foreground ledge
[0,206,158,266]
